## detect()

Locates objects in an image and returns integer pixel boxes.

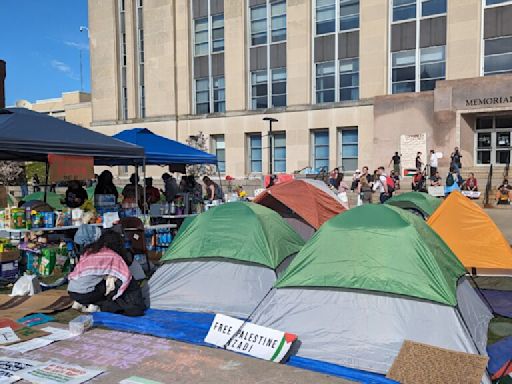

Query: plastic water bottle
[164,202,170,215]
[170,202,176,215]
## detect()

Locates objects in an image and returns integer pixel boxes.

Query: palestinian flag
[493,361,512,383]
[403,168,418,177]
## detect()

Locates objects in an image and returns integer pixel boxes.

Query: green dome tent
[252,205,492,377]
[385,191,441,219]
[148,202,304,317]
[22,191,65,210]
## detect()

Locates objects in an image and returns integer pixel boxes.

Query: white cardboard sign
[0,329,19,345]
[204,314,296,363]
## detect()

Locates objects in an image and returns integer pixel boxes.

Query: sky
[0,0,90,106]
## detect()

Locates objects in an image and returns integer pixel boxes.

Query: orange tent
[254,179,346,239]
[427,191,512,275]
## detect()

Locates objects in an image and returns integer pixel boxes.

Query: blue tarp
[480,289,512,318]
[112,128,217,165]
[92,309,398,384]
[0,108,144,163]
[487,336,512,375]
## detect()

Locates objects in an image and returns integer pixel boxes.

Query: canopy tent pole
[135,165,139,214]
[143,157,147,216]
[44,161,49,203]
[217,167,223,201]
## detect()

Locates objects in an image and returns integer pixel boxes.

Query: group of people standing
[329,166,396,207]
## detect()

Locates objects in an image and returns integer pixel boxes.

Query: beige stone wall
[446,0,482,80]
[174,0,191,116]
[65,103,92,128]
[88,0,119,122]
[224,0,247,112]
[359,0,388,98]
[287,0,311,106]
[144,0,176,118]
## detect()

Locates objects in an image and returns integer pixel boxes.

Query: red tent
[254,179,346,240]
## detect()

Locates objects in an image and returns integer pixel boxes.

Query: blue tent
[112,128,217,165]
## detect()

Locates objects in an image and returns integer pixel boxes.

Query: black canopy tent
[0,108,144,162]
[0,108,145,202]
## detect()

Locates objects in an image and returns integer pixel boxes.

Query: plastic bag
[10,273,42,296]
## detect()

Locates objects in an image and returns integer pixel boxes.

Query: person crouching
[68,230,146,316]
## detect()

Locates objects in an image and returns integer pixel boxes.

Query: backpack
[385,176,395,193]
[446,173,455,187]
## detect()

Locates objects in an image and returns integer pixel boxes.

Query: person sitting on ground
[161,173,178,203]
[430,171,442,187]
[68,229,146,316]
[122,174,144,209]
[145,177,161,207]
[463,173,478,191]
[412,171,426,192]
[496,179,512,205]
[203,176,222,201]
[64,180,89,208]
[95,170,119,201]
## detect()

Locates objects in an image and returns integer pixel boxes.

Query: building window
[484,36,512,76]
[251,70,268,109]
[339,58,359,100]
[211,135,226,172]
[340,0,359,31]
[316,61,336,103]
[251,5,268,45]
[420,46,445,91]
[195,78,210,114]
[312,130,329,170]
[213,76,225,112]
[339,128,358,171]
[249,134,263,173]
[271,1,287,42]
[392,0,416,22]
[271,68,287,107]
[421,0,446,17]
[486,0,512,5]
[192,2,225,115]
[392,50,416,94]
[273,132,286,172]
[194,18,209,56]
[118,0,128,120]
[136,0,145,118]
[316,0,336,35]
[118,165,129,177]
[476,116,512,165]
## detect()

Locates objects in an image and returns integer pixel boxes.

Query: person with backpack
[445,167,460,195]
[373,166,394,204]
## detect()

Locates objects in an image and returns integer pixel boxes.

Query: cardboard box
[0,249,20,262]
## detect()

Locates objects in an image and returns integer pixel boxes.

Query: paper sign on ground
[1,338,53,353]
[17,314,54,328]
[40,327,74,342]
[0,357,42,384]
[0,329,19,345]
[120,376,163,384]
[17,362,103,384]
[204,314,296,363]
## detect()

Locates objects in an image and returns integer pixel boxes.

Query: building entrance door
[476,115,512,165]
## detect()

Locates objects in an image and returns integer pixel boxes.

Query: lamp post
[79,26,89,91]
[263,117,278,175]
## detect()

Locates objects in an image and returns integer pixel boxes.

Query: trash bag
[10,273,42,296]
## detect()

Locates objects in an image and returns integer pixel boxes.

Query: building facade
[14,91,92,128]
[88,0,512,178]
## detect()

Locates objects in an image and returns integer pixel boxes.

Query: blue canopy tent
[111,128,219,213]
[111,128,217,165]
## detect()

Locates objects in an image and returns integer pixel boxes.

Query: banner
[48,154,94,183]
[204,314,296,363]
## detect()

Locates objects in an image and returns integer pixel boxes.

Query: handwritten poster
[48,154,94,183]
[400,133,426,176]
[0,329,19,345]
[205,314,296,363]
[17,362,103,384]
[0,357,41,384]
